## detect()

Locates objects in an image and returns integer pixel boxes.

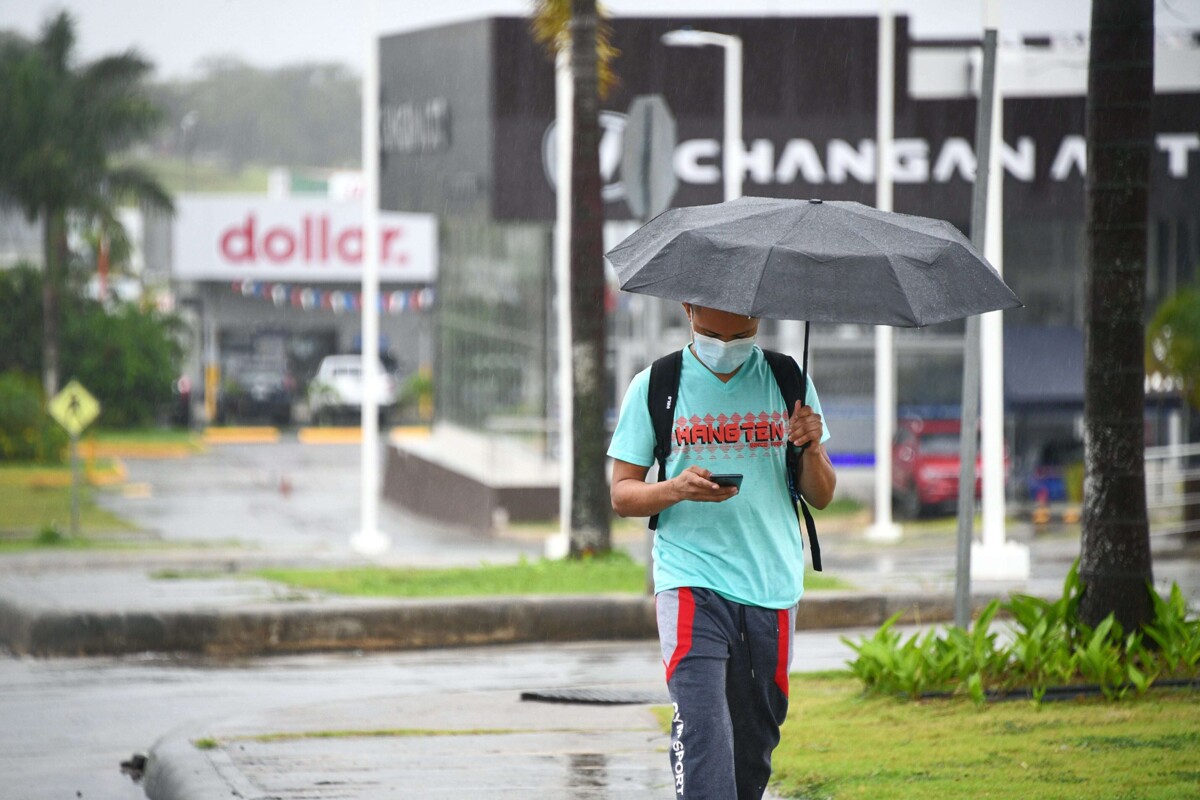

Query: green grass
[253,553,849,598]
[0,536,151,553]
[244,727,527,743]
[0,468,134,536]
[754,674,1200,800]
[91,427,203,447]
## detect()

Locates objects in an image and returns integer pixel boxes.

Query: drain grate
[520,687,670,705]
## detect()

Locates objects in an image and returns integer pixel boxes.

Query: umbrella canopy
[606,196,1021,327]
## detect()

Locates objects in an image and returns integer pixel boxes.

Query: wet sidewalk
[1,531,1193,800]
[145,683,676,799]
[138,629,871,800]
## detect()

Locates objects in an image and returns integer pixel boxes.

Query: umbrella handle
[802,321,810,406]
[795,321,811,455]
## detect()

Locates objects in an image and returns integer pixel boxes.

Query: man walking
[608,303,836,799]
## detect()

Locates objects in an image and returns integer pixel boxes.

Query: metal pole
[70,433,80,539]
[869,2,901,542]
[548,48,574,560]
[724,37,743,201]
[352,0,388,556]
[974,35,1029,581]
[954,21,998,629]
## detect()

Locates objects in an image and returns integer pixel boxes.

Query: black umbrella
[606,196,1021,327]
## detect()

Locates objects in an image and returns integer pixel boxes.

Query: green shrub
[0,371,67,463]
[62,301,184,427]
[845,561,1200,704]
[0,265,184,428]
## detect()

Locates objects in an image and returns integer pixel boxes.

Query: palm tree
[1079,0,1155,630]
[0,12,172,397]
[531,0,618,557]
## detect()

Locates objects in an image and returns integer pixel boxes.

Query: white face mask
[692,330,757,374]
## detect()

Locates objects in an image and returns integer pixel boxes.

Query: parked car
[892,418,1008,518]
[217,365,295,425]
[307,355,397,425]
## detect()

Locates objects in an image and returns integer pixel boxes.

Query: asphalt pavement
[1,436,1196,800]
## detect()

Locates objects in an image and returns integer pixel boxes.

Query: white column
[778,321,804,360]
[545,49,574,560]
[724,37,744,202]
[972,23,1028,580]
[869,3,902,542]
[351,0,389,556]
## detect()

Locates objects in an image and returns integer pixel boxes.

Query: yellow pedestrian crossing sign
[48,380,101,436]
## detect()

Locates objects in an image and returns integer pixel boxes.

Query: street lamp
[661,29,743,201]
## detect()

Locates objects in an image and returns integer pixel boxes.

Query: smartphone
[710,473,744,489]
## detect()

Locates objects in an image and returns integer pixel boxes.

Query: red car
[892,418,1006,518]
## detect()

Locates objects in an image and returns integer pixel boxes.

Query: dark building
[379,15,1199,501]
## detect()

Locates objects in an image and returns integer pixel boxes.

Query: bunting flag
[230,280,434,314]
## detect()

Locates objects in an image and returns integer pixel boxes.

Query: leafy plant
[845,560,1199,704]
[0,267,183,429]
[1144,583,1200,676]
[1073,615,1129,700]
[36,522,66,545]
[0,371,68,463]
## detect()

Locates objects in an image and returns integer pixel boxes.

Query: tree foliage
[1146,287,1200,410]
[529,0,620,99]
[0,13,170,224]
[0,11,173,398]
[0,371,67,463]
[0,265,183,429]
[151,59,362,170]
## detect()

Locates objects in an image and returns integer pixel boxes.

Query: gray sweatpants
[656,587,797,800]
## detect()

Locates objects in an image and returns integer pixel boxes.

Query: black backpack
[645,347,823,572]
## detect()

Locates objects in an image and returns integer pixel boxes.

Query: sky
[1,0,1197,80]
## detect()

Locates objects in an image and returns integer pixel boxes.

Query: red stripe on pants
[665,588,695,683]
[775,608,790,697]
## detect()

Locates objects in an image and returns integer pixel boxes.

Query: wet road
[0,642,660,800]
[96,439,543,564]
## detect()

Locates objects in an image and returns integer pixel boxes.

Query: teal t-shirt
[607,346,831,609]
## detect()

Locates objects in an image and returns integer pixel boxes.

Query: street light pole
[868,2,902,543]
[722,37,743,202]
[352,0,389,557]
[661,29,743,202]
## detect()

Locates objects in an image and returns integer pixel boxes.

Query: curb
[0,591,1004,658]
[202,427,281,445]
[143,729,270,800]
[83,440,203,460]
[296,426,362,444]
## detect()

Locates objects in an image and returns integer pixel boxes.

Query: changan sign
[173,196,437,283]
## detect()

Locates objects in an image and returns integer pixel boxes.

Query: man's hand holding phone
[672,466,740,503]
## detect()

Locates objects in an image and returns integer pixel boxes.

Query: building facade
[379,15,1199,496]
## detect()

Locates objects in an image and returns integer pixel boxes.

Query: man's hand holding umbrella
[789,400,836,509]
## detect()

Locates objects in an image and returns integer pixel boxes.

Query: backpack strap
[644,346,824,573]
[646,349,683,531]
[761,349,823,572]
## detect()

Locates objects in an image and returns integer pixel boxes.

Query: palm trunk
[41,207,63,399]
[567,0,611,556]
[1079,0,1154,631]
